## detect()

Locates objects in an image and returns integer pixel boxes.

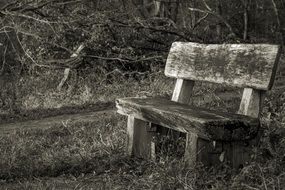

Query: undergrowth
[0,113,284,189]
[0,72,285,189]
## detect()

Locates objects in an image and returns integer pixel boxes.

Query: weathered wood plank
[226,88,264,168]
[273,53,285,90]
[172,79,195,103]
[149,79,194,161]
[116,97,259,141]
[127,116,153,159]
[238,88,264,118]
[171,79,197,166]
[184,133,198,166]
[165,42,281,90]
[197,139,224,166]
[231,140,253,168]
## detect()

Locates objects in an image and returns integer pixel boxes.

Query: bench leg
[127,116,155,160]
[184,133,198,167]
[229,136,259,169]
[231,141,250,169]
[185,135,226,167]
[186,136,260,168]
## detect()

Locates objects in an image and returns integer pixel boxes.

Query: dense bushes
[0,0,284,113]
[0,0,282,73]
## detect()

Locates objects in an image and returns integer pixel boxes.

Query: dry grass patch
[0,73,285,189]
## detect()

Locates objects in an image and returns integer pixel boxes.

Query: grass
[0,70,285,189]
[0,68,172,123]
[0,112,125,179]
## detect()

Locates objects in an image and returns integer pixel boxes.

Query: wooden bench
[116,42,281,168]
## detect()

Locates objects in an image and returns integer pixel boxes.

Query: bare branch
[109,18,194,41]
[192,13,209,30]
[243,0,249,40]
[271,0,284,46]
[202,0,212,11]
[54,0,82,6]
[189,7,237,38]
[0,1,18,11]
[0,11,71,24]
[57,44,84,91]
[84,55,131,62]
[0,44,8,74]
[105,68,149,77]
[84,54,163,63]
[100,68,150,84]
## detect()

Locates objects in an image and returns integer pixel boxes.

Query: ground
[0,72,285,190]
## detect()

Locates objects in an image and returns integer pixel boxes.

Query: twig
[84,55,130,62]
[243,0,249,40]
[44,42,73,54]
[57,44,85,91]
[100,68,150,84]
[132,55,163,63]
[0,44,8,74]
[45,56,83,67]
[1,0,79,12]
[135,19,193,41]
[54,0,82,6]
[192,13,209,30]
[109,18,193,41]
[4,27,33,65]
[6,28,73,54]
[258,164,268,190]
[189,7,237,38]
[271,0,284,46]
[202,0,212,11]
[1,11,72,25]
[104,68,148,77]
[0,1,18,11]
[241,183,260,190]
[10,1,52,12]
[84,54,163,63]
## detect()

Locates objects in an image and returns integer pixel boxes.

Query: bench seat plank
[116,97,259,141]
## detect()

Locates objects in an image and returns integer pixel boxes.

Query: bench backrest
[165,42,281,90]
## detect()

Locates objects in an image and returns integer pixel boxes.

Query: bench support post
[226,88,265,168]
[127,116,155,159]
[184,88,265,168]
[238,88,264,118]
[172,78,195,104]
[230,139,259,168]
[184,133,198,167]
[172,79,200,166]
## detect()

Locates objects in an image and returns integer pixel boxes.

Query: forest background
[0,0,284,116]
[0,1,285,189]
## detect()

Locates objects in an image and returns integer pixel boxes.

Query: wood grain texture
[220,87,263,168]
[184,133,198,166]
[238,88,264,118]
[273,52,285,90]
[165,42,280,90]
[116,97,259,141]
[197,139,224,166]
[127,116,153,159]
[229,88,264,168]
[230,140,254,169]
[171,79,195,104]
[171,79,197,166]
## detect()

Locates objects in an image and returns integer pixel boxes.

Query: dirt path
[0,108,115,136]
